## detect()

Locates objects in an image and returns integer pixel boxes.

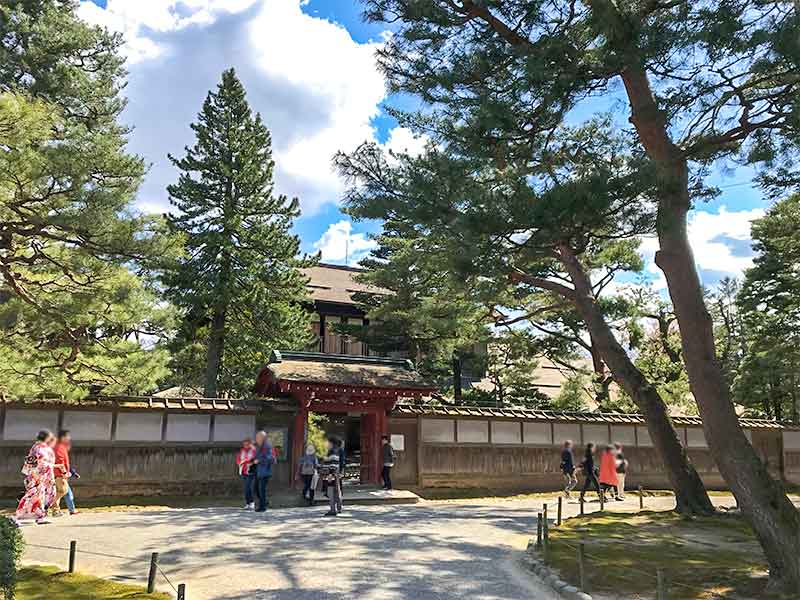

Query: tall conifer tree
[166,69,313,397]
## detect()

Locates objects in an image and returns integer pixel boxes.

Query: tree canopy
[165,69,314,397]
[0,0,174,398]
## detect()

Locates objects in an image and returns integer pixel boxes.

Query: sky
[78,0,770,288]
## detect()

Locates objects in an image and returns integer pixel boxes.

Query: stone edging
[523,538,592,600]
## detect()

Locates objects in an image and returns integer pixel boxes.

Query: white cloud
[77,0,392,216]
[381,126,429,157]
[313,220,377,265]
[640,206,764,288]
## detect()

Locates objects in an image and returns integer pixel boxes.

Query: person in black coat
[560,440,577,498]
[578,443,601,502]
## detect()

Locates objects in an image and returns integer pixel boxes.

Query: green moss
[16,566,171,600]
[544,511,775,599]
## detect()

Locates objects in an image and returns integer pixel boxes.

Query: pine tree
[363,1,800,587]
[336,120,713,514]
[166,69,314,398]
[0,1,174,397]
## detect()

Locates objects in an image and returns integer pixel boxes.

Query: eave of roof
[391,403,791,430]
[264,351,435,391]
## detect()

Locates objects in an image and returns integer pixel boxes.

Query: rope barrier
[25,541,183,596]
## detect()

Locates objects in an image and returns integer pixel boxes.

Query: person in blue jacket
[253,430,277,513]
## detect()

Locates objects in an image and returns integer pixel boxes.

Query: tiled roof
[391,403,789,429]
[302,263,388,306]
[3,396,265,412]
[265,351,435,390]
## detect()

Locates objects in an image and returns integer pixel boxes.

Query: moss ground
[16,566,171,600]
[543,510,780,599]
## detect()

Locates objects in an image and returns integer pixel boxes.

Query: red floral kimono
[16,442,56,521]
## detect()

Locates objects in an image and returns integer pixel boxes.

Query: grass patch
[544,510,776,599]
[16,565,170,599]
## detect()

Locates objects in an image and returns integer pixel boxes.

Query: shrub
[0,517,24,600]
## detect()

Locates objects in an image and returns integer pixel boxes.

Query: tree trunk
[204,306,226,398]
[452,353,463,404]
[557,245,714,515]
[620,64,800,592]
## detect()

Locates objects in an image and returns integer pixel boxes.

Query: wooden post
[68,541,77,573]
[177,583,186,600]
[542,503,548,539]
[579,494,584,516]
[557,496,563,526]
[639,484,644,510]
[578,542,588,592]
[536,513,542,549]
[657,568,667,599]
[599,490,605,511]
[147,552,159,594]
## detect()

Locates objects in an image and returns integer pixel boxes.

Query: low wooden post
[639,485,644,510]
[177,583,186,600]
[579,495,584,516]
[599,490,605,511]
[578,542,588,592]
[536,513,543,549]
[557,496,563,526]
[68,541,77,573]
[147,552,159,594]
[657,568,667,599]
[542,503,549,541]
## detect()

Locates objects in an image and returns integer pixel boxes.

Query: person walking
[560,440,577,498]
[614,442,628,500]
[52,430,78,516]
[322,438,343,516]
[598,445,619,502]
[253,430,276,513]
[578,443,601,503]
[16,430,59,525]
[381,435,395,490]
[298,443,318,505]
[236,437,256,509]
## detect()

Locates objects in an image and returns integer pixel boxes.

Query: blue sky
[80,0,768,287]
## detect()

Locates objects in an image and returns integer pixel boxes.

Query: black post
[580,494,585,516]
[639,484,644,510]
[657,568,667,600]
[599,489,605,511]
[578,542,588,592]
[68,541,77,573]
[536,513,543,548]
[147,552,159,594]
[178,583,186,600]
[557,496,563,526]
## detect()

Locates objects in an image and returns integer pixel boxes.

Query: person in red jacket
[53,430,78,516]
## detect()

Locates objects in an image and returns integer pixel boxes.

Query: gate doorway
[309,411,380,484]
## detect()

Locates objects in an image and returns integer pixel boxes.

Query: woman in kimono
[16,430,58,524]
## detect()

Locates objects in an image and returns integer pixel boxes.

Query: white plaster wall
[422,418,455,443]
[115,412,163,442]
[214,415,256,442]
[610,425,636,446]
[553,423,581,445]
[457,420,489,443]
[491,421,522,444]
[583,424,610,446]
[523,422,552,445]
[62,411,112,441]
[784,430,800,450]
[166,414,211,442]
[686,427,708,448]
[636,426,653,447]
[3,409,59,441]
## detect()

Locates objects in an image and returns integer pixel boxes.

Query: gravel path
[20,498,574,600]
